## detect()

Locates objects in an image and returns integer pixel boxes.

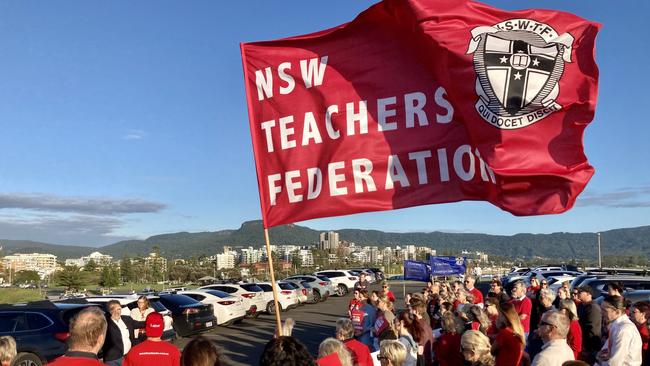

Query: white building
[297,249,314,267]
[241,247,264,264]
[319,231,340,251]
[216,253,235,269]
[65,251,113,267]
[2,253,57,278]
[144,252,167,272]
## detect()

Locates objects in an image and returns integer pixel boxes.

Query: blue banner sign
[429,256,467,276]
[403,260,431,282]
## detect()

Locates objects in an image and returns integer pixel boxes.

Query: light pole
[597,232,602,268]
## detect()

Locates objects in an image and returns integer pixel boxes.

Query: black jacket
[578,301,602,353]
[102,315,145,361]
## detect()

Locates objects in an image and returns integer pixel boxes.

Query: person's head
[484,297,499,317]
[107,300,122,320]
[395,310,424,342]
[632,301,650,326]
[561,361,590,366]
[538,310,569,343]
[571,288,580,302]
[378,340,406,366]
[335,318,355,341]
[490,279,503,294]
[607,281,624,297]
[181,335,222,366]
[456,289,468,303]
[440,312,462,334]
[511,281,525,298]
[358,289,369,303]
[318,338,352,366]
[539,288,556,308]
[431,281,440,294]
[377,294,390,311]
[145,312,165,340]
[601,295,626,324]
[382,281,390,292]
[0,336,16,366]
[497,303,525,344]
[408,297,426,317]
[360,273,366,281]
[353,289,360,301]
[137,295,150,311]
[370,291,380,305]
[557,287,569,300]
[452,281,463,292]
[464,276,476,289]
[460,330,493,364]
[540,279,549,289]
[577,286,593,302]
[68,306,107,353]
[260,336,316,366]
[558,299,579,321]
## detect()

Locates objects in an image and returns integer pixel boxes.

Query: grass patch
[0,288,45,304]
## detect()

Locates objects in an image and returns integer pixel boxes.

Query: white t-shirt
[113,317,131,355]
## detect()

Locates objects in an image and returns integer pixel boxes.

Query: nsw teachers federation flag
[241,0,600,228]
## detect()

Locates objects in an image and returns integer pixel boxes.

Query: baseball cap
[145,312,164,338]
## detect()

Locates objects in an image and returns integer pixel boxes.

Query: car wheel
[312,290,321,302]
[14,352,42,366]
[267,301,284,314]
[337,284,348,296]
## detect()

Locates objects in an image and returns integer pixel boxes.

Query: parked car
[349,269,376,283]
[578,276,650,298]
[198,283,266,318]
[284,275,335,302]
[179,290,246,326]
[81,295,175,341]
[0,300,94,366]
[624,290,650,305]
[281,280,317,304]
[254,282,300,313]
[314,270,359,296]
[156,294,216,337]
[366,268,386,282]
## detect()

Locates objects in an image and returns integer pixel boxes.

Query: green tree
[120,254,134,282]
[100,264,120,289]
[13,270,40,285]
[54,266,86,291]
[84,259,98,272]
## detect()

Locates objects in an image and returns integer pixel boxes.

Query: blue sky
[0,1,648,246]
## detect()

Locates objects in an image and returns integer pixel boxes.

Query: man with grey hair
[529,287,557,359]
[509,280,532,338]
[531,310,574,366]
[335,318,372,366]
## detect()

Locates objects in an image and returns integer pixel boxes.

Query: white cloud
[122,129,146,140]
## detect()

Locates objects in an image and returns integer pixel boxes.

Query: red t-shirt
[567,319,583,359]
[432,333,463,366]
[344,339,373,366]
[494,327,523,366]
[385,291,396,303]
[47,354,107,366]
[123,340,180,366]
[638,323,650,351]
[509,296,532,333]
[468,287,483,304]
[317,353,342,366]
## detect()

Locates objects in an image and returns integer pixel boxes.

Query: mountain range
[1,220,650,261]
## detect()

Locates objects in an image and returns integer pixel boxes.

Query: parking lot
[172,281,424,365]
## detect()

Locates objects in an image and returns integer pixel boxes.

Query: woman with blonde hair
[130,295,154,343]
[378,340,407,366]
[491,303,525,366]
[432,312,463,366]
[558,299,582,359]
[318,338,353,366]
[0,336,16,366]
[461,330,494,366]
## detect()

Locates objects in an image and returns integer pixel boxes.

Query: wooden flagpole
[264,228,283,336]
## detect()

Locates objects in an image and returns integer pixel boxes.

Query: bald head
[69,306,107,353]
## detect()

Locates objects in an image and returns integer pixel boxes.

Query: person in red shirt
[123,313,180,366]
[491,303,525,366]
[509,280,532,338]
[335,318,373,366]
[349,289,363,317]
[48,307,108,366]
[558,299,583,360]
[317,338,352,366]
[381,281,396,303]
[432,312,463,366]
[631,301,650,364]
[464,276,484,305]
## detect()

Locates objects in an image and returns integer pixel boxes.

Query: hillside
[3,222,650,261]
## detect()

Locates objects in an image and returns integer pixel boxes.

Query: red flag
[241,0,600,228]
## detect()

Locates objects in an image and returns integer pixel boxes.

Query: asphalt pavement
[172,281,427,365]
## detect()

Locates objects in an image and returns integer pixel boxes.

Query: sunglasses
[540,320,556,328]
[377,355,388,361]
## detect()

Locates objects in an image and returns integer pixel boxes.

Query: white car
[81,295,175,339]
[255,282,300,313]
[198,283,266,318]
[179,290,246,325]
[314,270,359,296]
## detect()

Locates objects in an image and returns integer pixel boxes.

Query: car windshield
[316,276,330,282]
[203,290,231,298]
[239,284,263,292]
[159,295,201,312]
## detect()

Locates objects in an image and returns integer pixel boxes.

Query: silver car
[284,275,335,302]
[282,280,317,304]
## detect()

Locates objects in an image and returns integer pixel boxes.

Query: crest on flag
[467,19,574,129]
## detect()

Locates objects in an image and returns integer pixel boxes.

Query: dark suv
[0,300,93,366]
[157,294,216,337]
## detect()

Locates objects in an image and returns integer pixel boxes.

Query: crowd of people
[1,274,648,366]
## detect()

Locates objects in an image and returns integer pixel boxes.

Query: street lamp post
[597,232,602,268]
